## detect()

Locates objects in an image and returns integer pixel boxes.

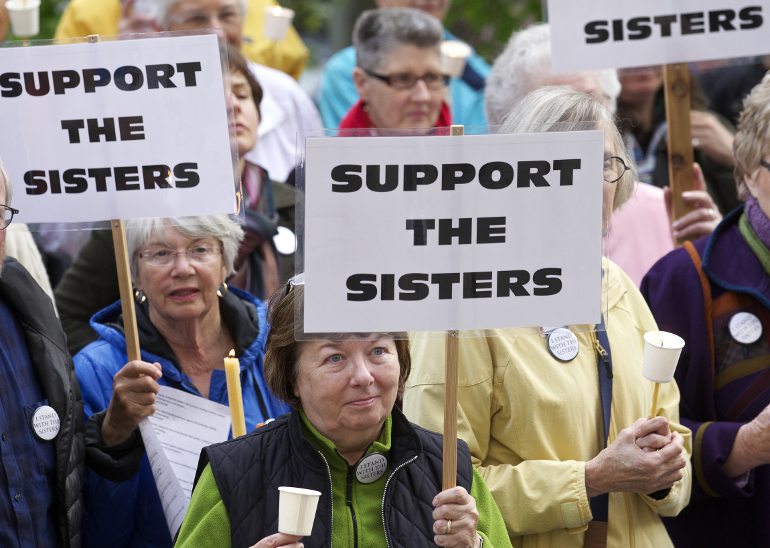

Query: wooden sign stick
[88,35,141,363]
[663,63,697,242]
[442,124,464,490]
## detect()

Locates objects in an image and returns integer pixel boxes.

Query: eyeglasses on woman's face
[363,69,450,90]
[0,205,18,230]
[166,5,242,29]
[604,156,629,184]
[139,245,223,268]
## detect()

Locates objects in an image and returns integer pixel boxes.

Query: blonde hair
[499,86,635,211]
[734,71,770,199]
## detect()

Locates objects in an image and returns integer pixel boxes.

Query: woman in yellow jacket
[403,87,692,548]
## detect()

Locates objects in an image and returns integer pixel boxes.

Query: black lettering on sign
[403,165,438,191]
[405,219,435,246]
[176,62,202,86]
[142,165,173,189]
[517,161,550,187]
[82,68,111,93]
[553,159,581,186]
[331,165,362,193]
[441,164,475,190]
[61,119,85,143]
[367,165,399,192]
[24,171,47,195]
[431,273,460,300]
[479,162,513,190]
[654,14,678,36]
[114,66,144,91]
[585,21,610,43]
[88,168,111,192]
[476,217,506,244]
[463,271,493,299]
[497,270,530,297]
[49,170,62,194]
[0,73,22,97]
[681,12,706,34]
[740,6,763,29]
[398,273,429,301]
[52,70,81,94]
[347,274,377,301]
[438,218,472,245]
[173,163,200,188]
[115,166,141,190]
[63,169,88,194]
[87,118,117,143]
[628,17,652,40]
[533,268,562,296]
[709,10,736,31]
[24,72,49,96]
[381,274,395,301]
[119,116,145,141]
[146,64,178,89]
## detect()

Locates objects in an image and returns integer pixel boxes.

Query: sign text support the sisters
[303,132,604,333]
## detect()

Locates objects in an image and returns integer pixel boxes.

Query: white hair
[0,156,11,206]
[485,23,620,125]
[126,215,244,280]
[152,0,249,27]
[500,86,635,211]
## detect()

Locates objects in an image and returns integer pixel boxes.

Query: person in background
[320,0,489,129]
[0,0,8,40]
[698,57,770,127]
[54,0,309,80]
[75,215,289,548]
[0,156,85,548]
[483,23,718,286]
[404,87,691,547]
[176,281,513,548]
[340,8,450,131]
[618,67,740,215]
[642,73,770,548]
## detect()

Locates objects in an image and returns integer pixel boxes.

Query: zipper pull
[593,339,613,379]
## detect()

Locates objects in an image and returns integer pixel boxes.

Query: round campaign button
[547,328,579,362]
[355,453,388,484]
[30,405,60,441]
[274,226,297,255]
[729,312,763,345]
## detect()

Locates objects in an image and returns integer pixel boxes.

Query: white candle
[6,0,41,38]
[440,40,472,78]
[263,5,295,42]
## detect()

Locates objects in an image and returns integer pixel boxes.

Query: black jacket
[194,407,473,548]
[0,258,85,548]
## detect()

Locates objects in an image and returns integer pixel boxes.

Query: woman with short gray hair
[341,8,451,130]
[73,215,289,548]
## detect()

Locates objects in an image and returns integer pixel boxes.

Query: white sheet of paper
[140,386,232,536]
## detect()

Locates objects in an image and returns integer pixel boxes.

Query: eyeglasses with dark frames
[604,156,629,184]
[363,69,450,90]
[761,160,770,173]
[0,205,19,230]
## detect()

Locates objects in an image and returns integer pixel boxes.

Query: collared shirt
[0,294,57,548]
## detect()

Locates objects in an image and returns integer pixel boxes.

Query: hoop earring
[134,290,146,304]
[217,282,228,298]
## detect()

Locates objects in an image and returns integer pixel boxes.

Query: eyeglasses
[0,205,19,230]
[364,69,450,90]
[761,160,770,173]
[166,6,243,29]
[604,156,629,183]
[139,245,223,268]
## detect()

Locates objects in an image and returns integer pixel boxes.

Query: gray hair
[126,215,244,281]
[353,8,443,72]
[734,71,770,199]
[500,86,635,211]
[485,23,620,125]
[154,0,248,28]
[0,156,11,206]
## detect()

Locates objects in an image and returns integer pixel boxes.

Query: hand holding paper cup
[264,6,295,42]
[6,0,40,38]
[440,40,471,78]
[642,331,685,417]
[278,486,321,537]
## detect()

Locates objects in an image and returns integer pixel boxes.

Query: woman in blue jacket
[74,214,289,548]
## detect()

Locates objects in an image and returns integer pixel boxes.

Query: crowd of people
[2,0,770,547]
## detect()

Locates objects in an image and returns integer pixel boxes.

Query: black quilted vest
[194,407,473,548]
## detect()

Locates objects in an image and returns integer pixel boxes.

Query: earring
[217,282,228,298]
[134,290,146,304]
[363,104,370,112]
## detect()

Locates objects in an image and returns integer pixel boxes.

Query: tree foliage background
[24,0,543,63]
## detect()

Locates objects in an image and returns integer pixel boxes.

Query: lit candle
[224,349,247,438]
[263,5,295,41]
[440,41,472,78]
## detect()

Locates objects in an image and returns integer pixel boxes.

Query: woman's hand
[249,533,303,548]
[724,403,770,478]
[432,486,481,548]
[665,163,722,243]
[690,110,735,166]
[118,0,161,34]
[636,416,674,453]
[585,417,687,498]
[102,360,162,446]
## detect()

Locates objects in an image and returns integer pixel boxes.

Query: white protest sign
[303,131,604,333]
[548,0,770,73]
[0,33,236,223]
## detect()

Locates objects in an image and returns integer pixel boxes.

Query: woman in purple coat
[642,72,770,547]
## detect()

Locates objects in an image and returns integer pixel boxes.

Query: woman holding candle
[175,282,514,548]
[338,8,452,132]
[642,73,770,548]
[403,87,691,547]
[73,215,289,548]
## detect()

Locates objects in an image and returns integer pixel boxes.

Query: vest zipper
[315,449,334,548]
[346,466,358,548]
[381,456,417,548]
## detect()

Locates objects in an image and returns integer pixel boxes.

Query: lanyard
[586,323,613,548]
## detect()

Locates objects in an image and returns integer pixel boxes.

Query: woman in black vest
[176,281,513,548]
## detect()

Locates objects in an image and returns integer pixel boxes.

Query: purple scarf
[745,194,770,249]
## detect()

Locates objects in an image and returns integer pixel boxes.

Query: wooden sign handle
[443,124,464,490]
[663,63,697,238]
[112,220,141,362]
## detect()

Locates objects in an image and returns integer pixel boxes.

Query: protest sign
[302,130,605,334]
[548,0,770,73]
[0,33,237,224]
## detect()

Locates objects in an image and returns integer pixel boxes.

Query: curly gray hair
[734,71,770,199]
[126,215,244,281]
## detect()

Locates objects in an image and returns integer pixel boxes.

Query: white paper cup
[6,0,40,37]
[440,40,471,78]
[263,6,294,41]
[278,486,321,536]
[642,331,685,383]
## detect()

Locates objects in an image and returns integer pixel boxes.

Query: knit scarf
[339,99,452,130]
[745,194,770,249]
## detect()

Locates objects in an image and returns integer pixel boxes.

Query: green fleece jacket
[176,412,512,548]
